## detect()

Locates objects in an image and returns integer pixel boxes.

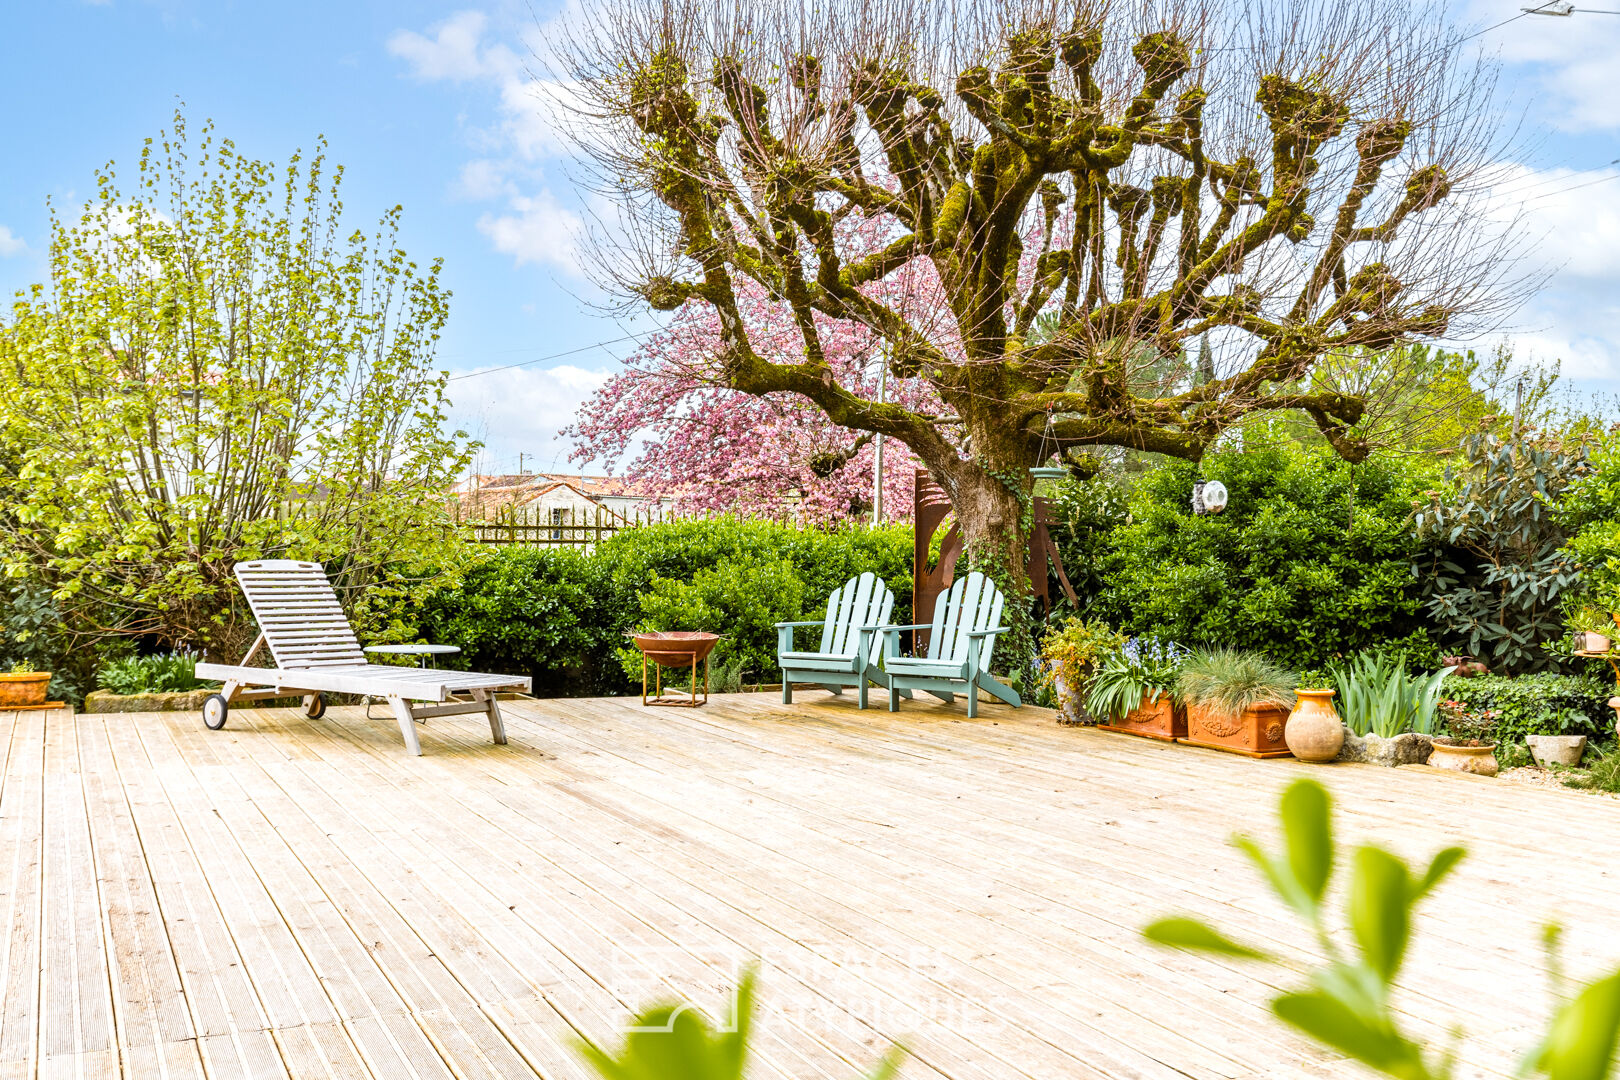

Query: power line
[1522,170,1620,202]
[445,333,644,382]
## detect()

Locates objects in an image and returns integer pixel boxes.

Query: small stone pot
[1053,672,1090,725]
[1428,736,1499,777]
[1285,689,1343,762]
[1526,734,1588,768]
[1574,631,1612,653]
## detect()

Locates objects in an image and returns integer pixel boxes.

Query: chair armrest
[880,623,933,633]
[966,627,1011,638]
[774,620,824,629]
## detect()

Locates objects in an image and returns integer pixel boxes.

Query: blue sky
[1,0,1616,477]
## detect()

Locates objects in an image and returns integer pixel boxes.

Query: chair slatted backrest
[926,571,1006,672]
[816,572,895,663]
[234,560,367,670]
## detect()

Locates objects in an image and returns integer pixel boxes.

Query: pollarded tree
[558,0,1526,607]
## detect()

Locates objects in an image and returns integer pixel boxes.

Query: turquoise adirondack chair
[881,571,1022,718]
[776,572,898,709]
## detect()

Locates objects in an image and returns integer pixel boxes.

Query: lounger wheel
[303,694,326,720]
[202,694,229,731]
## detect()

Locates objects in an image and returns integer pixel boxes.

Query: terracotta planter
[1180,701,1293,758]
[1285,690,1344,763]
[1098,693,1186,741]
[0,673,50,708]
[1428,736,1499,777]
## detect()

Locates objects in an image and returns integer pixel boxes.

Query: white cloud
[0,226,25,257]
[1486,164,1620,382]
[449,363,611,468]
[1464,0,1620,133]
[387,11,501,82]
[390,8,585,270]
[454,159,514,201]
[477,190,583,274]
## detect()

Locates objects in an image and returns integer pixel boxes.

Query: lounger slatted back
[776,572,897,709]
[880,571,1021,718]
[235,561,367,669]
[194,560,531,755]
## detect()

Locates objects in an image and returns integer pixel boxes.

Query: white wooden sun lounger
[194,560,531,755]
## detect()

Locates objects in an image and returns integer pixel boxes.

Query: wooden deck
[2,694,1617,1080]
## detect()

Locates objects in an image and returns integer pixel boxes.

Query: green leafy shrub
[0,579,108,706]
[1565,748,1620,793]
[1176,648,1297,713]
[1437,673,1610,744]
[622,556,806,683]
[416,518,912,696]
[96,653,204,695]
[1090,445,1441,669]
[1146,778,1620,1080]
[1046,471,1131,612]
[1414,429,1590,673]
[1561,430,1620,632]
[1329,652,1454,737]
[415,545,618,696]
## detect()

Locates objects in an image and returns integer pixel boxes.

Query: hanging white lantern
[1192,480,1230,516]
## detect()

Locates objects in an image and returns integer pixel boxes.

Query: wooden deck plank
[5,695,1619,1080]
[100,716,287,1077]
[77,716,198,1060]
[137,713,459,1080]
[235,706,906,1080]
[38,712,116,1068]
[0,711,45,1073]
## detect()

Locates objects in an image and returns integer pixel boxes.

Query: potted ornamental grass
[1088,636,1187,741]
[1040,618,1126,725]
[1175,648,1297,758]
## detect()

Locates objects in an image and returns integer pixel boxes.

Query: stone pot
[0,672,51,708]
[1428,736,1499,777]
[1574,631,1612,653]
[1098,693,1186,741]
[1526,734,1588,768]
[1180,701,1292,758]
[1285,689,1343,762]
[1053,672,1090,725]
[1337,728,1434,767]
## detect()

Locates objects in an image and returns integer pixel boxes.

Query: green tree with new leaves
[0,115,472,658]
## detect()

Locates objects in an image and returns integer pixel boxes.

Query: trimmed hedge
[1439,672,1613,744]
[414,518,913,696]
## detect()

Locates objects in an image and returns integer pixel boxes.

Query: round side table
[364,644,462,668]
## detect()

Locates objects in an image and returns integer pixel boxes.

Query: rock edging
[1335,726,1434,767]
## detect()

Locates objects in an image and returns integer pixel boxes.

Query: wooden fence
[451,503,806,547]
[452,504,658,546]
